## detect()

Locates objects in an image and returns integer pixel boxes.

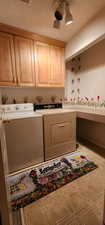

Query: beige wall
[0,87,64,104]
[65,7,105,61]
[65,38,105,149]
[65,38,105,101]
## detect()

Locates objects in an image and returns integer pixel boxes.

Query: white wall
[65,38,105,101]
[65,7,105,61]
[65,69,78,100]
[0,87,64,104]
[67,38,105,149]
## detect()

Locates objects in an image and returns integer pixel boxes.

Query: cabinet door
[52,122,74,145]
[14,36,35,86]
[44,112,76,160]
[0,32,16,86]
[50,46,65,87]
[35,42,50,87]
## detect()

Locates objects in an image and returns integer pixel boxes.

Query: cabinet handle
[58,125,65,128]
[3,120,11,123]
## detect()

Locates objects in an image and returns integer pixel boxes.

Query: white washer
[0,104,44,173]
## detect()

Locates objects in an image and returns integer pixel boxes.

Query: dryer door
[4,116,44,173]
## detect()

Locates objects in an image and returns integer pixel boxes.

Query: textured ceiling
[0,0,105,42]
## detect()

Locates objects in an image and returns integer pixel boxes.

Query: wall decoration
[70,56,81,73]
[71,89,75,94]
[72,79,74,84]
[2,95,8,104]
[51,95,57,103]
[13,98,17,104]
[24,97,28,103]
[36,96,43,103]
[77,88,80,93]
[77,77,80,82]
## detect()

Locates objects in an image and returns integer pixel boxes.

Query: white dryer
[1,104,44,173]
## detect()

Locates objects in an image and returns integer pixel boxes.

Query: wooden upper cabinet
[14,36,35,86]
[0,31,65,87]
[35,42,50,87]
[35,42,65,87]
[0,32,16,86]
[50,46,65,87]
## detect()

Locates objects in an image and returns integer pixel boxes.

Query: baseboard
[78,136,105,150]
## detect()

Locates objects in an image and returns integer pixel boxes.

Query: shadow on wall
[66,38,105,74]
[79,38,105,73]
[65,38,105,100]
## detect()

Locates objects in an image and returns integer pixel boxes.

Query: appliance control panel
[34,103,62,111]
[0,103,34,113]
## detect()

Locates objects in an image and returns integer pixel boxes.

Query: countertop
[36,104,105,117]
[35,106,105,124]
[1,104,105,122]
[63,104,105,124]
[36,108,76,115]
[63,104,105,115]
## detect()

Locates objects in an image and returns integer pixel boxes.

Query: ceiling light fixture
[53,0,65,29]
[53,19,61,29]
[65,2,73,25]
[53,0,74,29]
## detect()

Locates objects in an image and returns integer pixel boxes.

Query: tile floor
[14,142,105,225]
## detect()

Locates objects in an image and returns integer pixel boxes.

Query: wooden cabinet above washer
[0,32,16,86]
[35,42,65,87]
[14,36,35,86]
[0,24,66,87]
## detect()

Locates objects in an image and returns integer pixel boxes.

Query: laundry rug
[8,151,98,210]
